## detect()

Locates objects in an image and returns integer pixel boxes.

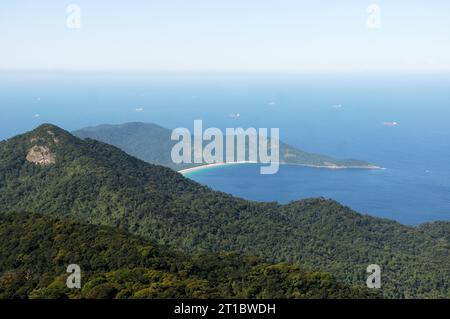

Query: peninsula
[74,122,382,171]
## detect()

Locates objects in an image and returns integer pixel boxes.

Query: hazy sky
[1,0,450,72]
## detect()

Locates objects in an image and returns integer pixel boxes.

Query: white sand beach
[178,161,384,174]
[178,161,258,175]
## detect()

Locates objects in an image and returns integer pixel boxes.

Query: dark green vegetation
[418,221,450,243]
[0,124,449,298]
[73,122,376,170]
[0,212,375,299]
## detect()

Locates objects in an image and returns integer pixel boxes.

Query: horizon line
[1,68,450,75]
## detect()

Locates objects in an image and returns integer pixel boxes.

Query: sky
[1,0,450,72]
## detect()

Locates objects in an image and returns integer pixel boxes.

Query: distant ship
[383,121,399,127]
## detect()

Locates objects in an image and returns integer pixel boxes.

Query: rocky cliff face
[26,145,56,165]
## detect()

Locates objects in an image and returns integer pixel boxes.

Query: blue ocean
[1,71,449,225]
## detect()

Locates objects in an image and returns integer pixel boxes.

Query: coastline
[178,161,258,175]
[284,163,385,170]
[178,161,384,174]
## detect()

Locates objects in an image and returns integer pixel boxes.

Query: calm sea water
[1,71,449,225]
[186,163,450,225]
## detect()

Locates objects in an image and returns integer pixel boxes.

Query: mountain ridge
[1,211,376,299]
[0,124,448,298]
[73,122,380,170]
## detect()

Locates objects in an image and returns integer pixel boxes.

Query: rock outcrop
[26,146,56,165]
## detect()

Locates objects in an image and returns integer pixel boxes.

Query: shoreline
[177,161,258,175]
[178,161,258,175]
[285,163,385,170]
[178,161,384,174]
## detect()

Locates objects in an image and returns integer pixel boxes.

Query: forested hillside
[73,122,375,169]
[0,124,448,298]
[0,212,374,299]
[418,221,450,243]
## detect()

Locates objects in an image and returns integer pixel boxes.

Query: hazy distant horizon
[2,1,450,72]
